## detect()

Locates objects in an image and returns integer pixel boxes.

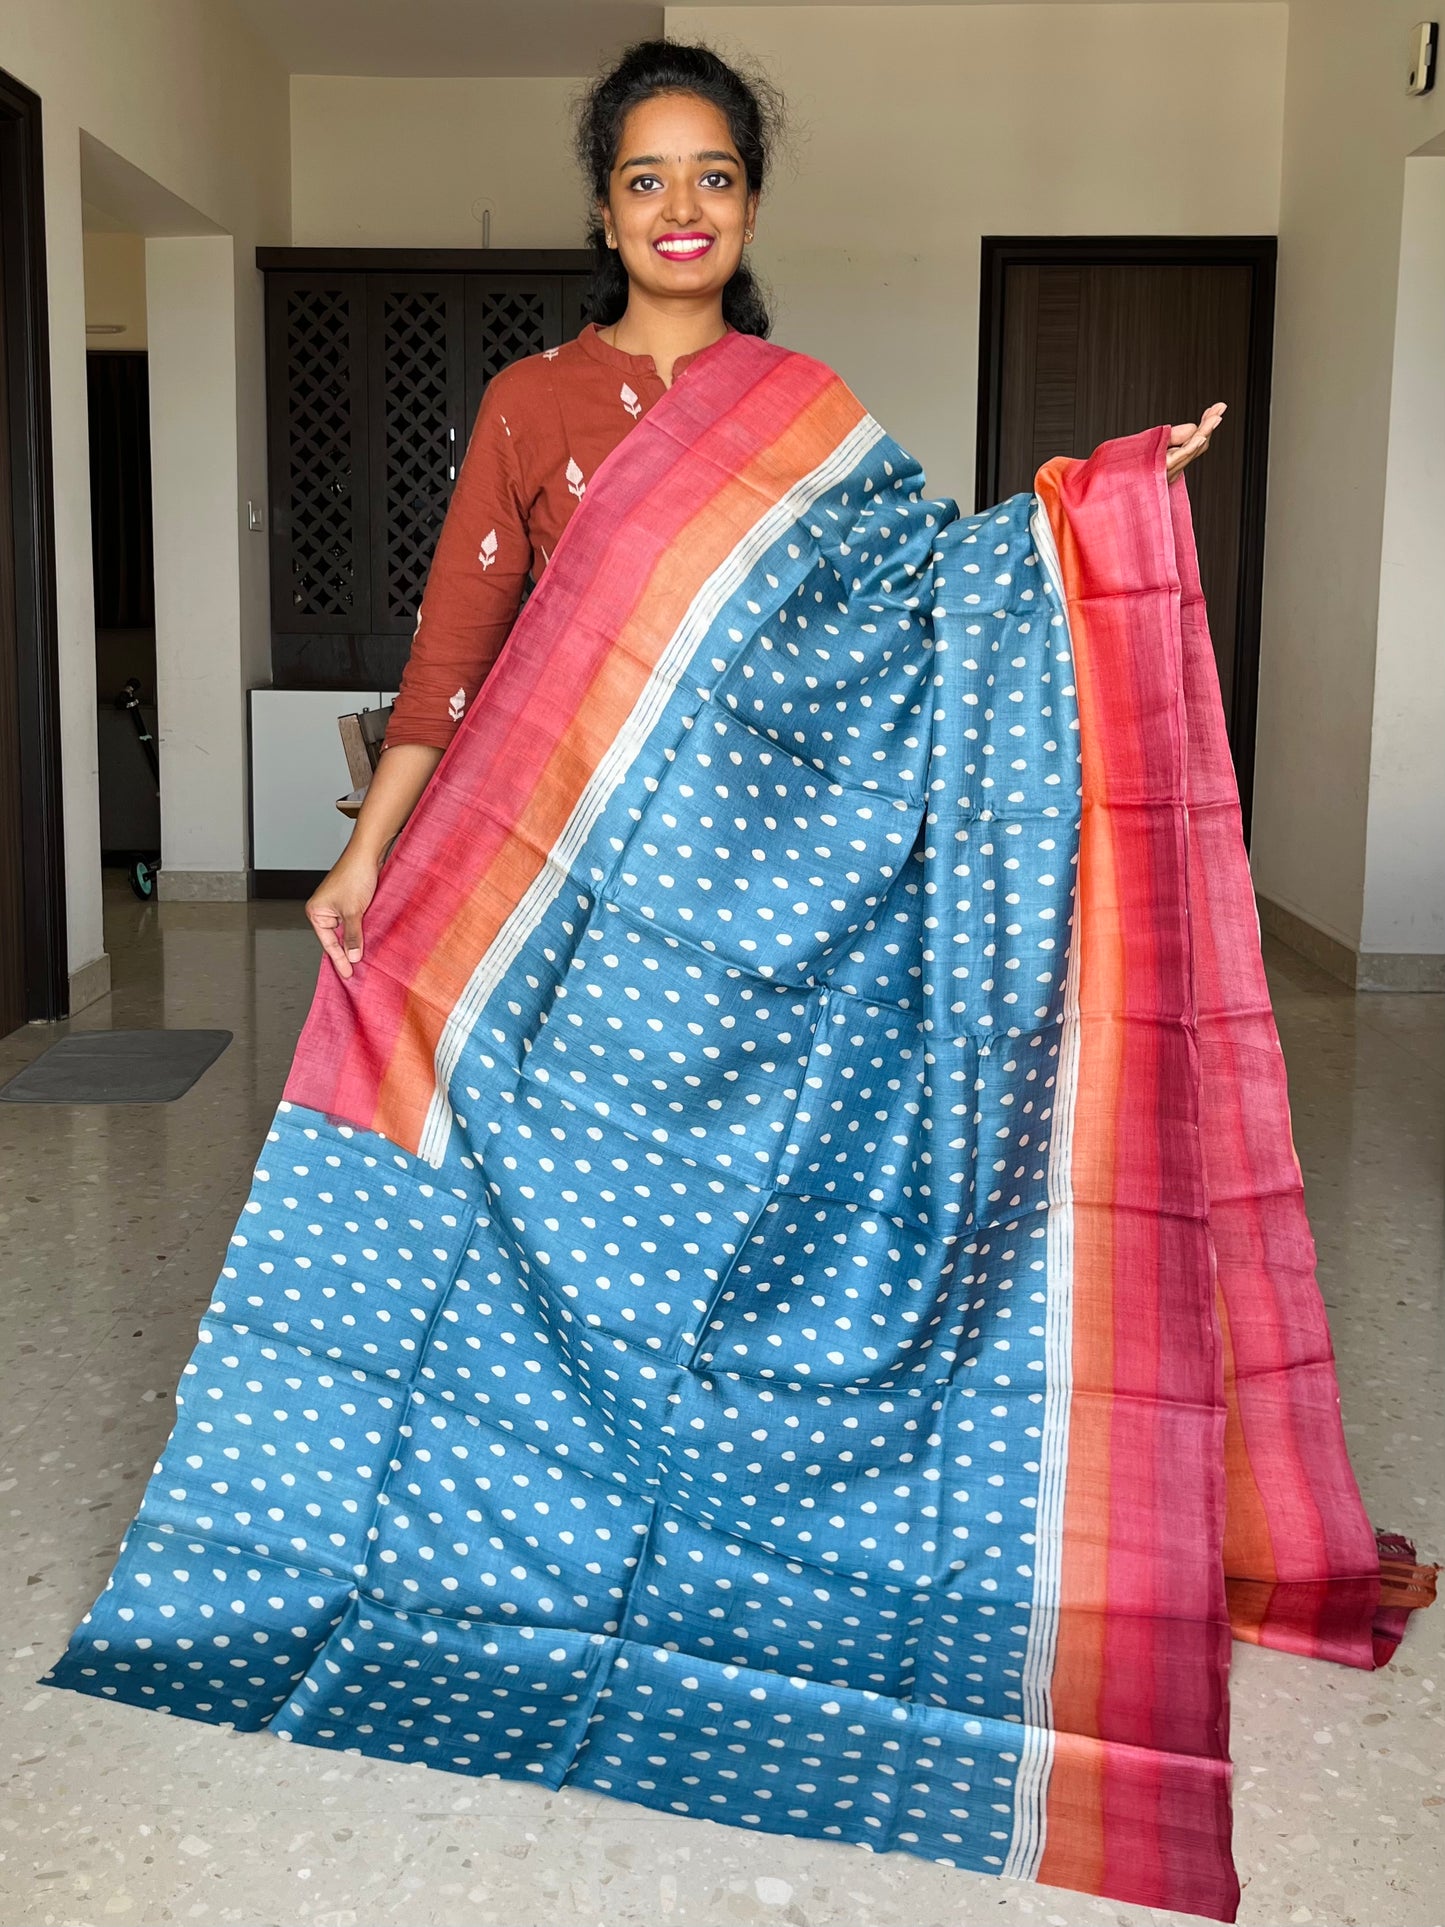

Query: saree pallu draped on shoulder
[47,334,1429,1923]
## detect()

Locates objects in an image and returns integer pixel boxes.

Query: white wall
[147,237,249,880]
[668,2,1287,503]
[290,76,589,248]
[0,0,288,982]
[17,2,1444,984]
[1360,154,1445,958]
[288,9,1287,506]
[1253,0,1445,964]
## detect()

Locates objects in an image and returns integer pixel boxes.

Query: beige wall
[82,231,147,348]
[290,75,589,248]
[147,236,251,880]
[1360,154,1445,958]
[1254,0,1445,963]
[14,2,1445,986]
[0,0,288,982]
[669,2,1287,503]
[289,9,1288,504]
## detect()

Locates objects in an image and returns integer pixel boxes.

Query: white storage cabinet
[249,688,395,880]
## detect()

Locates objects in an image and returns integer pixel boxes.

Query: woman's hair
[573,39,783,338]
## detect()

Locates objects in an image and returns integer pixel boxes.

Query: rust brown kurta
[383,321,734,751]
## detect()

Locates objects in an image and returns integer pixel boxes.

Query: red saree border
[1031,433,1431,1920]
[1034,435,1237,1921]
[1170,476,1390,1669]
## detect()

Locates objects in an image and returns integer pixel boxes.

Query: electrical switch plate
[1408,21,1438,94]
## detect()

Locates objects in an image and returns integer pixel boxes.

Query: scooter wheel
[129,858,156,901]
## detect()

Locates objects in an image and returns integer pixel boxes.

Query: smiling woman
[51,35,1399,1927]
[300,39,1221,987]
[302,42,790,981]
[575,39,779,352]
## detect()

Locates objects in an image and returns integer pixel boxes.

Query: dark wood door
[260,256,590,688]
[561,273,595,344]
[978,239,1275,833]
[0,176,25,1036]
[463,274,564,437]
[0,68,66,1030]
[266,272,372,638]
[366,274,467,638]
[87,350,154,628]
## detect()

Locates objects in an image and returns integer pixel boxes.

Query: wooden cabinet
[366,272,467,643]
[265,272,371,646]
[259,248,593,691]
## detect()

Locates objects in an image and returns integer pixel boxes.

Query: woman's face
[601,91,758,307]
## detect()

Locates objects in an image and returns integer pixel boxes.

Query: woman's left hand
[1165,402,1227,483]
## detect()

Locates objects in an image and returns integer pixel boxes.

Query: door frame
[975,235,1277,839]
[0,68,65,1019]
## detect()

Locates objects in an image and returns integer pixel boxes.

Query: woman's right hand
[306,847,380,980]
[304,740,444,981]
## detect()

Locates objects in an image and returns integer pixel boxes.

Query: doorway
[0,67,66,1032]
[87,344,159,886]
[976,236,1276,837]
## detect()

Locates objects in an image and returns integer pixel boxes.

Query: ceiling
[81,131,226,236]
[236,0,1278,79]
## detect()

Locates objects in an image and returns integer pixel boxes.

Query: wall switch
[1408,21,1438,94]
[247,500,265,532]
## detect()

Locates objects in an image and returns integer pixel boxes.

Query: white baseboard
[155,869,251,903]
[1257,894,1445,993]
[68,952,112,1013]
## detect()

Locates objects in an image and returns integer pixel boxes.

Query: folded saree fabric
[47,334,1433,1921]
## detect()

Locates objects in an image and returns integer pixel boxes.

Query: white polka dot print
[47,418,1080,1891]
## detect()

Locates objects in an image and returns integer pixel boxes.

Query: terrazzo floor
[0,875,1440,1927]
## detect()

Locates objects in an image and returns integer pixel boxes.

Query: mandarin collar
[576,319,736,382]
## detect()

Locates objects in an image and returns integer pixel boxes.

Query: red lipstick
[651,231,715,261]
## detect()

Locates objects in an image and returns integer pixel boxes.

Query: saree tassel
[1376,1529,1440,1610]
[1373,1528,1439,1664]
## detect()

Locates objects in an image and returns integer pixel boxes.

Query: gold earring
[744,230,754,242]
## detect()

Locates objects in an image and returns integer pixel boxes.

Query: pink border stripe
[1172,479,1382,1666]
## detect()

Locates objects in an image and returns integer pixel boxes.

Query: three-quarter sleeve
[382,375,534,751]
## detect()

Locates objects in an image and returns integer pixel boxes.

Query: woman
[54,40,1429,1927]
[306,38,1223,980]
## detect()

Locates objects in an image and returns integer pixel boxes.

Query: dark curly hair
[573,39,783,338]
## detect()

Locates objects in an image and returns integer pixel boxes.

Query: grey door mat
[0,1029,232,1104]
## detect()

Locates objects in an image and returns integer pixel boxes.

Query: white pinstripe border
[1001,499,1081,1882]
[416,411,889,1167]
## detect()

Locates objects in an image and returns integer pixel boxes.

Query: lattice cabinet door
[266,273,372,634]
[561,275,596,343]
[366,275,469,637]
[463,276,564,442]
